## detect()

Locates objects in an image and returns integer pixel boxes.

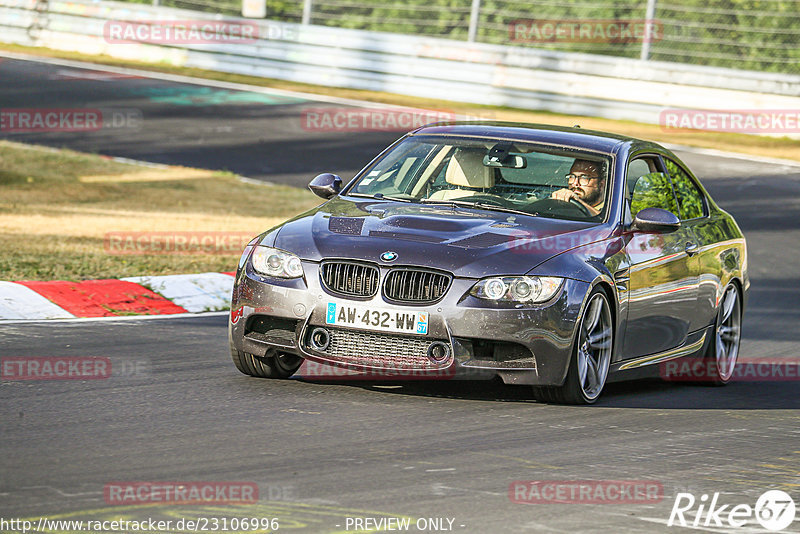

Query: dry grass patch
[0,141,320,280]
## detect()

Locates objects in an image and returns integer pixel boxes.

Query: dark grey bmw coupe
[229,122,748,404]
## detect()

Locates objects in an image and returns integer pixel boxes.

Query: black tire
[700,283,742,386]
[230,347,302,379]
[532,288,614,405]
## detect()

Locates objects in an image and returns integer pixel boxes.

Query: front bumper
[229,262,589,386]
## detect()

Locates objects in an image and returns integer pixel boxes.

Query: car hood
[270,196,610,278]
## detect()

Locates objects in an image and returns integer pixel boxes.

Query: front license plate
[325,302,428,335]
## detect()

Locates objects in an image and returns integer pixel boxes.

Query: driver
[551,159,605,216]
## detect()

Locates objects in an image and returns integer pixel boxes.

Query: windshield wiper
[379,194,418,203]
[420,198,532,216]
[349,193,416,203]
[472,202,534,216]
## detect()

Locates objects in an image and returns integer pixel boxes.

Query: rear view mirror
[483,154,526,169]
[308,173,342,199]
[632,207,681,233]
[483,142,527,169]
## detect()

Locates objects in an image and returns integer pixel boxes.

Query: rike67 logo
[668,490,796,531]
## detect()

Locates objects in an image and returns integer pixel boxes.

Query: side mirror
[632,207,680,233]
[308,173,342,199]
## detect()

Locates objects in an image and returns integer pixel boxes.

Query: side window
[626,158,655,199]
[664,159,706,220]
[630,172,680,217]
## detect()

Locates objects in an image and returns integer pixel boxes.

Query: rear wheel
[532,289,613,404]
[230,347,302,378]
[702,283,742,385]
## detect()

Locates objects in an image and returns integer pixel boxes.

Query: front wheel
[532,289,613,404]
[231,347,303,378]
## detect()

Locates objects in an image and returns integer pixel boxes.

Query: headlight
[238,237,260,269]
[470,276,562,303]
[250,246,304,278]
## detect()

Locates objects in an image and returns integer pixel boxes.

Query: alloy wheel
[714,284,741,382]
[576,293,613,401]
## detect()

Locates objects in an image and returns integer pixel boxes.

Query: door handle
[685,242,700,256]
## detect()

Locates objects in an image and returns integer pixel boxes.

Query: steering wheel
[529,197,592,217]
[568,196,593,216]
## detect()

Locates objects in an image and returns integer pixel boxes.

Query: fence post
[467,0,481,42]
[640,0,657,60]
[302,0,313,25]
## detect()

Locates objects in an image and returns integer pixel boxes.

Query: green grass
[0,141,320,280]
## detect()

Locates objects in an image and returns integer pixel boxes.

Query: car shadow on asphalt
[597,378,800,409]
[296,376,800,409]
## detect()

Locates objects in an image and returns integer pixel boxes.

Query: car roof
[411,121,663,155]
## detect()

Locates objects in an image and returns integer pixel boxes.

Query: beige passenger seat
[428,149,494,200]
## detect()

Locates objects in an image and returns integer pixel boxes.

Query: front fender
[529,235,630,365]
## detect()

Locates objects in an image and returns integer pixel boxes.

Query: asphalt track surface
[0,56,402,186]
[2,55,800,533]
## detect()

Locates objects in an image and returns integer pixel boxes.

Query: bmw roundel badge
[380,251,398,262]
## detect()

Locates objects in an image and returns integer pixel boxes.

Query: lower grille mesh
[307,328,449,369]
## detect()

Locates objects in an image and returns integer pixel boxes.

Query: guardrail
[1,0,799,129]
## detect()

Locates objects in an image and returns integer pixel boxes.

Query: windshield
[347,135,612,222]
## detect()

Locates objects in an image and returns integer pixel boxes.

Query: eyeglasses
[566,173,600,186]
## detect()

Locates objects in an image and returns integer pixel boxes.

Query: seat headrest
[445,149,494,188]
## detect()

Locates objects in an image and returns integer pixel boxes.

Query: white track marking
[0,282,75,320]
[122,272,235,313]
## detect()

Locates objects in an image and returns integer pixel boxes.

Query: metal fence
[124,0,800,75]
